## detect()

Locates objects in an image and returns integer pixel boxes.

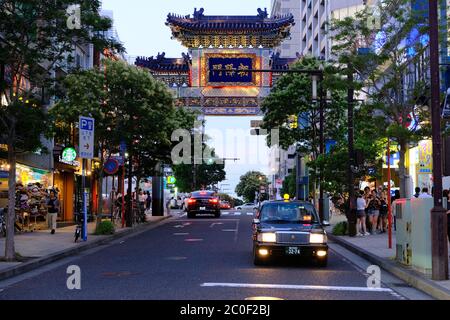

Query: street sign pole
[82,158,87,241]
[79,116,95,242]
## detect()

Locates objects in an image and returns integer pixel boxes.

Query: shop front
[53,154,80,223]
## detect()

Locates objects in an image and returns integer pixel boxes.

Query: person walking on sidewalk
[46,190,59,234]
[419,187,433,198]
[356,191,369,236]
[145,191,152,213]
[413,187,421,198]
[366,189,381,234]
[378,190,389,233]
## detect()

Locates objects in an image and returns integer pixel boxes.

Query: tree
[280,169,296,199]
[52,60,195,227]
[173,145,226,193]
[235,171,269,203]
[261,56,347,201]
[0,0,121,261]
[330,0,433,197]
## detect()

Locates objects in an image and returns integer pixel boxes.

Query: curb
[329,234,450,300]
[0,215,173,282]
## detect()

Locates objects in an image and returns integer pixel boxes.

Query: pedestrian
[378,190,389,233]
[146,191,152,212]
[46,190,59,234]
[413,187,421,198]
[419,187,433,199]
[366,189,381,234]
[356,191,369,236]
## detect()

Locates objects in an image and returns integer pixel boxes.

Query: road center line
[200,283,393,293]
[234,212,241,216]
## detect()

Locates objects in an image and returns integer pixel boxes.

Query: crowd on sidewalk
[354,186,450,238]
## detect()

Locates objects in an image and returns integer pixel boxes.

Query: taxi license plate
[200,207,206,211]
[286,247,301,255]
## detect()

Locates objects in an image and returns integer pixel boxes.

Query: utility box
[410,198,433,274]
[394,199,412,266]
[394,198,448,275]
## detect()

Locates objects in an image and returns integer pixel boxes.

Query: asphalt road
[0,210,431,300]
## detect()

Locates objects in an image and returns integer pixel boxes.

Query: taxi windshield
[260,203,318,224]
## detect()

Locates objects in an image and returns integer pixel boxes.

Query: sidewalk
[0,214,172,281]
[327,213,450,300]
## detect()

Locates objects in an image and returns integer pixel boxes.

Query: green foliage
[95,220,115,235]
[173,146,226,193]
[0,99,50,156]
[329,0,434,196]
[332,221,348,236]
[235,171,269,203]
[261,57,347,157]
[280,170,296,199]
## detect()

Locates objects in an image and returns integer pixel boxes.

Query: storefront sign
[58,156,80,168]
[62,147,77,162]
[418,140,433,174]
[167,176,176,184]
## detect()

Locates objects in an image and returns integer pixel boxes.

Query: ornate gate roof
[166,8,295,48]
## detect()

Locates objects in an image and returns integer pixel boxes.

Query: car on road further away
[186,191,221,218]
[220,201,231,210]
[235,203,257,211]
[252,201,329,267]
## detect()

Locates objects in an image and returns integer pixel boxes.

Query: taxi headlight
[258,232,277,243]
[310,233,326,244]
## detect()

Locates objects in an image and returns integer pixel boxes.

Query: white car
[235,203,257,211]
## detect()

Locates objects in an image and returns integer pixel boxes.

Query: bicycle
[74,213,84,243]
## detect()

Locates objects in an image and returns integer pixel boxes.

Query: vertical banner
[418,140,433,174]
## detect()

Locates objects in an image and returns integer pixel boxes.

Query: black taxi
[252,200,329,267]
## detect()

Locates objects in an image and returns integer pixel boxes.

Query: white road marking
[173,225,184,228]
[222,229,237,232]
[234,212,241,216]
[201,283,393,293]
[210,222,224,228]
[173,233,189,236]
[222,212,229,215]
[247,212,254,216]
[185,238,204,242]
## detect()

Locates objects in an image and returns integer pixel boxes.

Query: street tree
[261,56,347,201]
[0,0,121,261]
[173,144,226,193]
[235,171,269,203]
[330,0,433,197]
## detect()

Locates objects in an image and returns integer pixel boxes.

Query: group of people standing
[356,186,390,236]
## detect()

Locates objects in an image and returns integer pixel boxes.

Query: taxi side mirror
[322,220,330,227]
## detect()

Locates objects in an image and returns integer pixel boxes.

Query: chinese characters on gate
[208,57,253,84]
